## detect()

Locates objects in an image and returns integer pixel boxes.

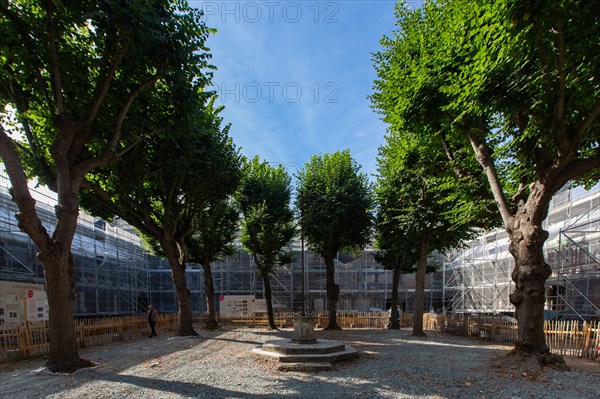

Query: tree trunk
[507,206,552,355]
[38,245,93,372]
[412,232,429,337]
[39,194,89,372]
[260,268,277,330]
[389,265,401,329]
[324,253,341,330]
[161,240,197,336]
[201,256,219,330]
[26,204,91,371]
[0,133,93,372]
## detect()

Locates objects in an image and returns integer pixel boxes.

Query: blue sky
[187,0,420,178]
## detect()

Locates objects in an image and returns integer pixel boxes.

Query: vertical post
[301,207,305,316]
[442,260,446,314]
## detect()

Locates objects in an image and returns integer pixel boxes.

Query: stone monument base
[251,339,359,371]
[290,316,317,344]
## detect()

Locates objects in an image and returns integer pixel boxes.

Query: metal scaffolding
[443,184,600,321]
[0,168,150,316]
[2,165,596,320]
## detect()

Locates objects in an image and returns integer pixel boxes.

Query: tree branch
[77,73,162,175]
[436,130,466,179]
[0,125,51,250]
[466,130,513,226]
[575,98,600,140]
[554,98,600,171]
[534,21,553,100]
[548,152,600,195]
[83,34,130,125]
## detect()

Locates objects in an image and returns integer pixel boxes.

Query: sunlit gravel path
[1,328,598,399]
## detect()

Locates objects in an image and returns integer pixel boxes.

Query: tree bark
[201,256,219,330]
[389,265,401,329]
[1,130,93,373]
[161,239,197,336]
[466,130,573,366]
[412,232,430,337]
[260,268,277,330]
[324,252,341,330]
[38,239,94,372]
[507,186,552,355]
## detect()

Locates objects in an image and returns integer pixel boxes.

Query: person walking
[147,305,158,338]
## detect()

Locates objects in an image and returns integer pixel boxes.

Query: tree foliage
[0,0,211,372]
[81,99,241,335]
[297,150,373,329]
[372,0,599,356]
[375,130,473,334]
[187,198,239,330]
[237,157,295,329]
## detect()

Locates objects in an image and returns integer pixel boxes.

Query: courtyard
[0,328,598,399]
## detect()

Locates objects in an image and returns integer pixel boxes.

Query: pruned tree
[81,100,241,336]
[187,198,239,330]
[376,131,473,336]
[372,0,599,358]
[0,0,209,372]
[236,157,295,330]
[297,150,373,330]
[373,186,418,330]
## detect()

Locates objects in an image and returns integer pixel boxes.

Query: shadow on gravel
[95,372,284,398]
[209,336,262,345]
[5,328,597,399]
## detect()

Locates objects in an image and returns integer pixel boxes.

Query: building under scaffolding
[0,172,151,317]
[1,165,597,320]
[443,184,600,321]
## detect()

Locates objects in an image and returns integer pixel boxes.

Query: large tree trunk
[161,240,197,336]
[37,191,88,372]
[1,134,92,372]
[412,232,429,337]
[507,197,552,355]
[389,265,401,329]
[38,240,92,372]
[324,252,341,330]
[259,268,277,330]
[467,134,570,366]
[201,256,219,330]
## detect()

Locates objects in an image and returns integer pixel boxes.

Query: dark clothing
[148,308,158,337]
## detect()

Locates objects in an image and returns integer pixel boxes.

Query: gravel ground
[0,327,598,399]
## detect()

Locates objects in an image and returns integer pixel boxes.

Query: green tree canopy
[81,98,241,336]
[187,198,239,330]
[0,0,211,372]
[372,0,599,357]
[297,150,373,329]
[237,157,295,329]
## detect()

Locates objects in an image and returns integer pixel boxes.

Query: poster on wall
[219,295,267,317]
[25,290,49,321]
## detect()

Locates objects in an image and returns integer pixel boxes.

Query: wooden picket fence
[0,314,179,362]
[545,319,600,360]
[1,312,598,362]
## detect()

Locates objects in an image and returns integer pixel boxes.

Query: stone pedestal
[253,316,359,371]
[291,316,317,344]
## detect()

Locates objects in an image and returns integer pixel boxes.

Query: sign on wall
[219,295,267,317]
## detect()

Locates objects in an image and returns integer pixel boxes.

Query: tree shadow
[4,328,596,399]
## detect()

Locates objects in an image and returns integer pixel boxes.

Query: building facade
[1,167,598,321]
